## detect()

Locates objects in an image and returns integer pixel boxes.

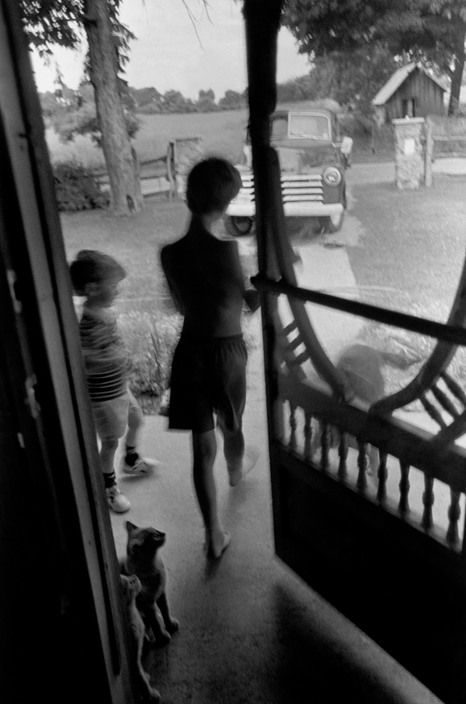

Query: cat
[120,574,160,703]
[120,521,179,647]
[311,342,422,474]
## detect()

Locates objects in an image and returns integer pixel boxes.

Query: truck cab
[226,107,352,235]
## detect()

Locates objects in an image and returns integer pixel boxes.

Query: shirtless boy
[161,157,259,558]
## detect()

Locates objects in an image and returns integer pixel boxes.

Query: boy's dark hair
[186,157,241,215]
[69,250,126,296]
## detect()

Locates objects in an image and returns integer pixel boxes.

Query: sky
[31,0,310,98]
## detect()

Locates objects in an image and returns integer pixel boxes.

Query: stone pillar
[392,118,426,189]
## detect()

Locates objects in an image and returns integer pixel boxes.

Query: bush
[53,160,109,211]
[119,311,182,414]
[338,112,395,158]
[338,112,375,138]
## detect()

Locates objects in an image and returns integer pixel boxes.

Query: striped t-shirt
[79,305,129,402]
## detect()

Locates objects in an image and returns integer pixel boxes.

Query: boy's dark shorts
[168,334,247,433]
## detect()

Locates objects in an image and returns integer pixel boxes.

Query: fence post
[166,141,176,200]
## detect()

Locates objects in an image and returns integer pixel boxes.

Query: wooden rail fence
[425,116,466,186]
[93,136,203,199]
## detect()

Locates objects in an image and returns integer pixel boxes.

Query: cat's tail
[379,348,423,369]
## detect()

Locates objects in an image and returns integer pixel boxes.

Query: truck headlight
[323,166,342,186]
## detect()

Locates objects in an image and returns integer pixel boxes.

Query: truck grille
[281,174,324,203]
[234,173,324,205]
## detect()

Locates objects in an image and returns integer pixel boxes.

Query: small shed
[372,63,446,125]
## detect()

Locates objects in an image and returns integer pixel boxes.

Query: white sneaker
[120,455,159,477]
[106,485,131,513]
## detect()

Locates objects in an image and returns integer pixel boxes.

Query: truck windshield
[273,113,331,141]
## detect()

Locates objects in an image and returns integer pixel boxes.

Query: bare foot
[228,446,259,487]
[206,529,231,559]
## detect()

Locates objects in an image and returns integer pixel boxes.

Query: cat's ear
[129,575,141,593]
[125,520,138,533]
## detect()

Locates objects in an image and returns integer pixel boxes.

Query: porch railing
[252,270,466,555]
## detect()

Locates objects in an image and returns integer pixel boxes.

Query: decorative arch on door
[244,2,466,702]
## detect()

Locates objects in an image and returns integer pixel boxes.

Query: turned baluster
[357,440,368,493]
[288,402,297,451]
[421,474,434,532]
[398,462,410,518]
[447,489,461,548]
[304,412,312,462]
[338,432,348,481]
[320,422,329,472]
[377,452,388,504]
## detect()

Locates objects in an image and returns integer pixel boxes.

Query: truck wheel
[224,216,254,237]
[320,211,344,233]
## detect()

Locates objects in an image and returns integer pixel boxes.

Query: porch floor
[110,245,442,704]
[111,372,440,702]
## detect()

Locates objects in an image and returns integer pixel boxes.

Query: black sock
[104,471,117,489]
[125,445,139,466]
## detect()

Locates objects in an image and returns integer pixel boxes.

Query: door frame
[0,3,135,702]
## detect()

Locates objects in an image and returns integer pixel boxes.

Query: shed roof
[372,63,446,106]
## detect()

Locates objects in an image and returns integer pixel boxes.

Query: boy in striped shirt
[70,250,158,513]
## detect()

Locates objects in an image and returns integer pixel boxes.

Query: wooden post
[424,117,433,187]
[244,0,284,549]
[166,141,176,200]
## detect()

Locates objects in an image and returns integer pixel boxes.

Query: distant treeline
[40,74,317,116]
[132,74,317,113]
[133,86,245,113]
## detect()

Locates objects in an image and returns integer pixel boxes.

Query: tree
[276,74,314,103]
[83,0,143,213]
[218,89,246,110]
[39,90,70,119]
[307,44,398,114]
[197,88,217,112]
[162,89,195,113]
[20,0,143,214]
[282,0,466,115]
[48,81,139,146]
[390,1,466,115]
[131,86,164,110]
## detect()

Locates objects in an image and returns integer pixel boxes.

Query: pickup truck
[225,106,352,236]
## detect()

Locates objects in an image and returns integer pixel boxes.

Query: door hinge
[25,374,40,419]
[6,269,22,313]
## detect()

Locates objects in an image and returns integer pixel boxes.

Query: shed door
[402,97,416,117]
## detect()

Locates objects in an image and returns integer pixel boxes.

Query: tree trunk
[83,0,143,214]
[448,28,465,116]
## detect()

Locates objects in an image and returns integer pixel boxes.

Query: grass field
[46,108,249,168]
[45,105,392,169]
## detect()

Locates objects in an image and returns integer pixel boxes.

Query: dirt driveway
[344,164,466,320]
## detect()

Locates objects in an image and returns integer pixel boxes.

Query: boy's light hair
[69,250,126,296]
[186,157,241,215]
